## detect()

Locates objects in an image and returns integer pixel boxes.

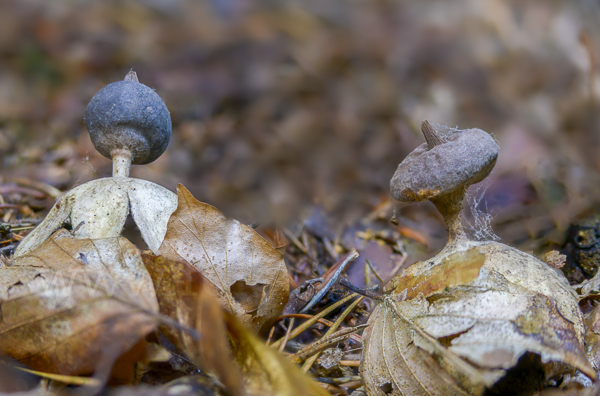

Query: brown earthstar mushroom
[391,120,499,248]
[361,120,593,395]
[15,72,177,257]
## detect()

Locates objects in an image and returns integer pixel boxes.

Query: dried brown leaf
[224,310,330,396]
[143,253,243,396]
[158,184,289,333]
[362,244,594,396]
[0,229,158,375]
[585,304,600,372]
[144,252,326,396]
[545,250,566,269]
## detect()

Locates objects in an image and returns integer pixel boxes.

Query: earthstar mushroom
[85,71,172,177]
[15,72,177,257]
[390,120,498,246]
[359,120,593,395]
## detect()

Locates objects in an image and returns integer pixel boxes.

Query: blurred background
[2,0,600,258]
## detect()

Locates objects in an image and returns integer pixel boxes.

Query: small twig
[301,296,365,373]
[9,364,101,387]
[282,227,308,254]
[278,313,334,327]
[0,204,21,209]
[299,250,359,314]
[389,254,407,279]
[366,259,384,284]
[318,383,344,394]
[339,278,381,300]
[265,325,276,347]
[7,225,36,232]
[270,293,359,350]
[7,177,62,198]
[302,231,318,273]
[323,238,339,260]
[317,376,362,385]
[2,209,14,223]
[363,199,392,224]
[0,186,46,199]
[289,324,367,363]
[580,30,597,102]
[279,317,295,353]
[339,380,362,389]
[339,360,361,367]
[71,221,86,234]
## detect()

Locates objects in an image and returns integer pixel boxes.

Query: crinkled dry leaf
[362,244,594,396]
[545,250,566,269]
[144,253,325,396]
[143,253,243,396]
[158,184,289,333]
[224,310,330,396]
[0,229,159,375]
[15,178,177,257]
[585,304,600,372]
[574,266,600,298]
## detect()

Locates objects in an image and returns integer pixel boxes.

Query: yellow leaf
[225,311,330,396]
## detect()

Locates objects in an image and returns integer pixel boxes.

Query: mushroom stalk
[430,189,468,244]
[421,122,468,243]
[112,149,132,178]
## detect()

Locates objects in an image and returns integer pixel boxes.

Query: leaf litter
[0,229,159,377]
[4,1,600,394]
[2,178,598,395]
[143,252,330,396]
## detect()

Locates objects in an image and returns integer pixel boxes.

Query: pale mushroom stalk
[112,148,132,178]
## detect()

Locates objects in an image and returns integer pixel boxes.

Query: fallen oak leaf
[0,229,159,376]
[362,293,499,396]
[158,184,289,334]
